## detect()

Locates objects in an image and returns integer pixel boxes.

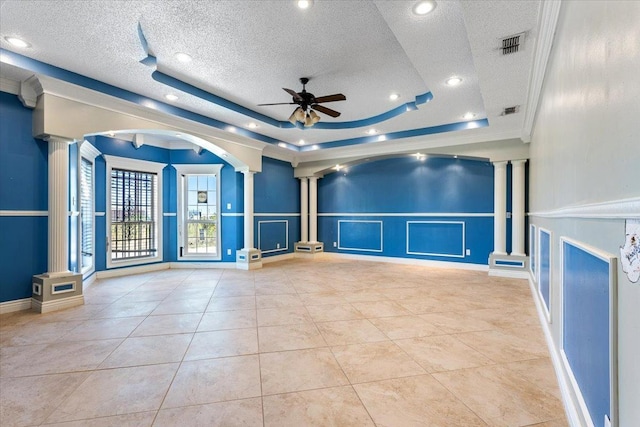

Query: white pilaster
[47,137,71,277]
[493,161,508,255]
[242,170,255,250]
[300,177,309,243]
[308,176,318,243]
[511,159,527,256]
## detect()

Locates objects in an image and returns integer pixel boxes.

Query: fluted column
[242,170,255,250]
[300,177,309,243]
[308,176,318,243]
[511,160,527,256]
[493,161,507,255]
[47,137,71,277]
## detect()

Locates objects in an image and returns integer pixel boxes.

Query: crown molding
[522,0,562,142]
[0,76,20,95]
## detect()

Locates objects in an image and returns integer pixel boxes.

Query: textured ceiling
[0,0,541,151]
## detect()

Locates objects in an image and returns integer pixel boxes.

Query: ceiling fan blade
[283,88,304,102]
[311,104,341,118]
[257,102,297,106]
[313,94,346,103]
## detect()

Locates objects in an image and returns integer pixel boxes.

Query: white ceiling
[0,0,542,154]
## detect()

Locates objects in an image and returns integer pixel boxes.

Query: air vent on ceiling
[501,32,525,55]
[501,105,520,116]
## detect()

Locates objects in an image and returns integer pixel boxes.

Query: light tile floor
[0,258,567,426]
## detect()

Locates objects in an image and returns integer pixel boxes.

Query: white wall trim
[0,210,48,216]
[95,212,106,216]
[258,220,289,254]
[0,77,21,95]
[31,295,84,314]
[528,274,583,427]
[163,212,177,217]
[530,196,640,219]
[0,298,32,314]
[319,212,493,217]
[321,252,488,271]
[221,213,244,217]
[406,220,466,258]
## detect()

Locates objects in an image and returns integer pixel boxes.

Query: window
[105,155,166,268]
[174,164,223,260]
[78,141,101,276]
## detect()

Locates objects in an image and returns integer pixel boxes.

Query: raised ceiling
[0,0,543,155]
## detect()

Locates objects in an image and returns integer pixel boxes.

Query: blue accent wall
[539,229,551,312]
[254,157,300,257]
[318,156,494,265]
[0,92,49,302]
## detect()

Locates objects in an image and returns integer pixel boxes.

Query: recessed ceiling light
[4,36,31,48]
[226,126,236,133]
[312,144,319,150]
[107,131,115,137]
[413,1,436,16]
[463,112,476,120]
[334,164,342,171]
[297,0,313,9]
[165,94,178,101]
[278,142,287,148]
[446,77,462,86]
[367,129,378,135]
[298,139,305,145]
[389,93,400,101]
[247,122,258,129]
[175,52,192,63]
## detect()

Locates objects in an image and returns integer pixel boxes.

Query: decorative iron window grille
[110,168,157,260]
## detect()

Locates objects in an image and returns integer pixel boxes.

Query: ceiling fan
[258,77,346,127]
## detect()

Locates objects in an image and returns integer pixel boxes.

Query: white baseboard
[96,262,170,279]
[263,253,295,264]
[528,274,582,427]
[31,295,84,314]
[320,252,489,271]
[169,262,237,269]
[489,269,530,279]
[0,298,32,314]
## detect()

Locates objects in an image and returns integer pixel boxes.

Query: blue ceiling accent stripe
[299,119,489,151]
[0,48,281,146]
[137,22,150,56]
[312,92,433,129]
[151,70,294,129]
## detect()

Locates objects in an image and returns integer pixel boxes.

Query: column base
[236,248,262,270]
[488,253,529,278]
[294,241,324,254]
[31,273,84,313]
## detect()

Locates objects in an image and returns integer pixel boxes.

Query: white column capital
[511,159,528,166]
[492,160,508,168]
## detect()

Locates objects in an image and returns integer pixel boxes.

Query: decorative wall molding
[221,213,244,217]
[258,220,289,254]
[0,77,21,95]
[169,262,237,269]
[319,212,493,217]
[255,213,301,217]
[530,196,640,219]
[406,220,466,258]
[0,210,48,216]
[0,298,32,314]
[163,213,177,217]
[338,220,383,252]
[31,294,84,314]
[96,262,170,279]
[264,253,296,264]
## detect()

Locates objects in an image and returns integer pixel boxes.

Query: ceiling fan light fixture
[294,107,306,122]
[413,1,436,16]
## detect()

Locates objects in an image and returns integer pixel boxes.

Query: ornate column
[236,170,262,269]
[294,176,324,254]
[32,137,84,313]
[511,160,527,256]
[300,177,309,243]
[492,161,507,255]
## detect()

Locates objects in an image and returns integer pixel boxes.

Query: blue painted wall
[318,156,494,264]
[254,157,300,257]
[0,93,48,303]
[539,229,551,312]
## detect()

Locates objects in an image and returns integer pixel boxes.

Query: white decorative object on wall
[620,219,640,283]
